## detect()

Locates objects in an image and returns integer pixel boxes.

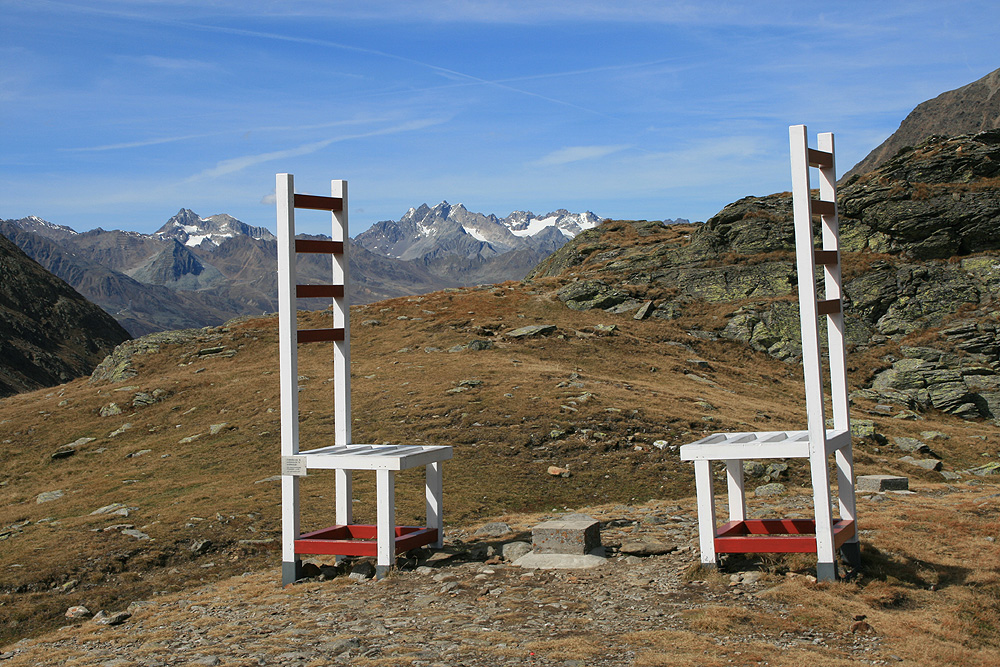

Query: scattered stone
[754,483,786,496]
[349,560,377,581]
[547,466,571,477]
[108,423,133,437]
[121,529,151,540]
[51,446,77,460]
[466,339,493,351]
[618,540,677,556]
[91,503,133,516]
[901,456,943,472]
[197,346,226,356]
[505,324,557,338]
[857,475,909,492]
[93,610,132,626]
[209,423,229,436]
[967,462,1000,476]
[65,605,91,620]
[36,490,64,504]
[474,522,511,538]
[501,541,532,562]
[190,539,212,555]
[921,430,950,441]
[633,300,654,320]
[179,434,202,444]
[125,449,152,458]
[100,403,124,417]
[893,436,938,457]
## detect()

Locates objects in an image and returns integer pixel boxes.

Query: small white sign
[281,456,308,477]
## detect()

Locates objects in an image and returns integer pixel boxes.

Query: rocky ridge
[527,130,1000,423]
[844,67,1000,180]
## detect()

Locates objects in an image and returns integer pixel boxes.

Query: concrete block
[532,516,601,555]
[857,474,908,492]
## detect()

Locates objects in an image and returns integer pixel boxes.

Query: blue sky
[2,1,998,237]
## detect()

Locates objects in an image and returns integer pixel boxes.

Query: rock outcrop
[527,131,1000,423]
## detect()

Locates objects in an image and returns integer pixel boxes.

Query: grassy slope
[2,249,1000,655]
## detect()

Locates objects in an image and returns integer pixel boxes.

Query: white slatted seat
[276,175,452,585]
[679,126,860,581]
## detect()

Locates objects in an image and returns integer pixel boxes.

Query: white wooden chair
[679,126,860,581]
[276,174,452,585]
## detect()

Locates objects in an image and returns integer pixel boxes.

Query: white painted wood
[277,173,300,574]
[335,468,353,525]
[300,444,453,470]
[693,460,717,565]
[376,469,396,567]
[331,180,351,449]
[426,461,444,548]
[725,460,746,522]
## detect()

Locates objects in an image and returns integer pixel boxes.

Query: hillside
[844,67,1000,180]
[0,232,130,397]
[2,266,1000,659]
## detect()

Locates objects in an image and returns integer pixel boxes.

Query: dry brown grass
[3,279,1000,657]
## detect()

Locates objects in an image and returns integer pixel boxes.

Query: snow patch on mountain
[356,201,602,263]
[155,209,275,247]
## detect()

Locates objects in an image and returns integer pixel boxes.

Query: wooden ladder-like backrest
[789,125,850,449]
[276,175,350,460]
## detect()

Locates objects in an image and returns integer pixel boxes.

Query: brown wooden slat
[294,239,344,254]
[811,199,836,217]
[293,194,343,211]
[808,148,833,168]
[814,250,839,266]
[817,299,841,316]
[296,284,345,298]
[296,328,345,343]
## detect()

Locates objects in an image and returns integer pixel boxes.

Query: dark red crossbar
[297,328,345,343]
[714,519,855,554]
[295,524,439,557]
[296,284,345,299]
[294,239,344,254]
[294,194,343,211]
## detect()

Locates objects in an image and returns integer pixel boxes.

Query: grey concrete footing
[281,560,301,586]
[532,516,601,555]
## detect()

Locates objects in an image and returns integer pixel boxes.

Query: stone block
[532,516,601,555]
[857,474,908,492]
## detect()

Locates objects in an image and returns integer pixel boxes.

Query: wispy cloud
[190,118,447,179]
[532,145,631,166]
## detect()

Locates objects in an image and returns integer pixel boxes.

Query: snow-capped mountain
[355,201,601,262]
[155,209,276,248]
[8,215,80,240]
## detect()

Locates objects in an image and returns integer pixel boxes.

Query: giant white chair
[679,126,860,581]
[276,174,452,585]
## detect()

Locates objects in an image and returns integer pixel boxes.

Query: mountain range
[0,203,609,337]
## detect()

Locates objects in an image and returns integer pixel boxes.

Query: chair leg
[725,459,746,522]
[835,446,861,565]
[426,461,444,548]
[281,475,301,585]
[376,469,396,577]
[693,460,718,567]
[810,452,837,581]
